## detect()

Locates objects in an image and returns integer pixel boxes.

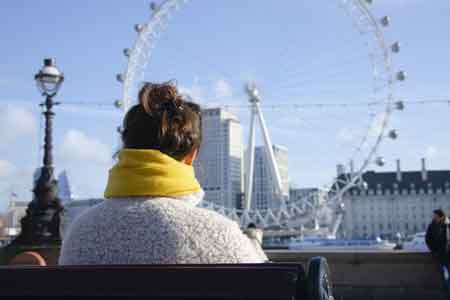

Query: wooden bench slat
[0,264,306,299]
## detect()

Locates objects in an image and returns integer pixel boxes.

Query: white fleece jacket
[59,192,268,265]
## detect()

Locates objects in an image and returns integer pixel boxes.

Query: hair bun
[122,81,202,161]
[139,82,180,114]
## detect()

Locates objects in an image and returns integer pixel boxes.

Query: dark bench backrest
[0,264,307,299]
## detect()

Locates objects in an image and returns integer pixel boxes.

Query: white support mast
[254,102,284,196]
[244,105,256,211]
[244,83,287,211]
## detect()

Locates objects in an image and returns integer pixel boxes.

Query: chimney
[337,164,345,177]
[421,158,428,181]
[350,160,355,176]
[396,159,402,181]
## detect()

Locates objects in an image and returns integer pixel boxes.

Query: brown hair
[434,209,446,218]
[121,81,202,161]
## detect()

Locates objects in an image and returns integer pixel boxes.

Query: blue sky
[1,0,449,210]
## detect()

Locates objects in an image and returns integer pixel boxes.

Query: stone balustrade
[267,250,447,300]
[1,245,447,299]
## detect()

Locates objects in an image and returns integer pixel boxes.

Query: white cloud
[214,79,233,99]
[179,78,245,115]
[179,77,204,102]
[58,129,112,164]
[0,106,37,143]
[0,160,16,178]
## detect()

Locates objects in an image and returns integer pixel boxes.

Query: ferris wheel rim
[336,0,395,200]
[119,0,398,228]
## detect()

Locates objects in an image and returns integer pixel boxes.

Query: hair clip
[161,99,183,114]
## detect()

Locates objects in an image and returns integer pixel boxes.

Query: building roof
[201,107,239,122]
[341,170,450,195]
[365,170,450,192]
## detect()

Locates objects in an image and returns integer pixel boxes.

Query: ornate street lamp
[12,58,64,246]
[35,58,64,96]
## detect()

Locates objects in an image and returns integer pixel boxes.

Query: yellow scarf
[104,149,201,198]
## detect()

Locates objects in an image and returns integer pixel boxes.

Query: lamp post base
[10,167,63,247]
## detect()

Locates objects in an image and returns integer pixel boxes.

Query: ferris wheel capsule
[380,16,390,27]
[150,2,160,12]
[394,101,405,110]
[391,42,401,53]
[388,129,398,140]
[116,73,125,83]
[396,71,407,81]
[123,48,131,57]
[375,156,386,167]
[134,24,145,33]
[114,99,123,109]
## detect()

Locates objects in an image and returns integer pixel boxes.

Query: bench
[0,257,333,299]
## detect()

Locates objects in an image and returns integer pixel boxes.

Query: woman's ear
[183,149,198,166]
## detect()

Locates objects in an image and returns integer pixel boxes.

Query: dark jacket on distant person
[426,217,450,264]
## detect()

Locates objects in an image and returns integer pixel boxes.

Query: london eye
[114,0,405,235]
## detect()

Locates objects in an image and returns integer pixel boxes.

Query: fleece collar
[104,149,201,198]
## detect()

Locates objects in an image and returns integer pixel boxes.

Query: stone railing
[1,245,447,299]
[267,250,447,300]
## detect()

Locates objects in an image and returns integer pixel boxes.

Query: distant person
[243,223,266,258]
[426,209,450,296]
[59,82,267,265]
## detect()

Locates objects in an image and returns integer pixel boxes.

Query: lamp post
[12,58,64,246]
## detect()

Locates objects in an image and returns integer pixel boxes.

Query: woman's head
[433,209,446,223]
[121,82,202,163]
